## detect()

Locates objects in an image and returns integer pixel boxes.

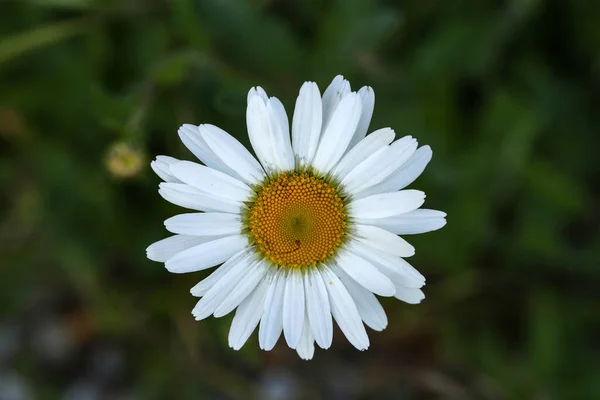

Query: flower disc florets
[244,171,348,269]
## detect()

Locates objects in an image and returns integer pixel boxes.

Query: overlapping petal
[146,75,445,360]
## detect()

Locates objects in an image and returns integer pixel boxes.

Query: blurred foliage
[1,0,599,399]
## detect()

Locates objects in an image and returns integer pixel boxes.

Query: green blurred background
[1,0,599,399]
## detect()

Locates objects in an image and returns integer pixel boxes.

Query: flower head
[147,76,446,359]
[106,142,145,179]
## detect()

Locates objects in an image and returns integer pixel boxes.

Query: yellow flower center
[246,172,347,269]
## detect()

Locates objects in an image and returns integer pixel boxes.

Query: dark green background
[1,0,599,399]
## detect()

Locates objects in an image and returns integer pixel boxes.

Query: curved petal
[335,266,388,331]
[336,251,396,297]
[146,235,214,263]
[246,91,294,174]
[248,86,268,103]
[190,250,248,297]
[199,124,265,185]
[358,209,447,235]
[164,212,241,236]
[214,260,269,317]
[158,182,242,214]
[228,276,270,350]
[311,92,362,173]
[304,268,333,349]
[356,145,433,198]
[191,252,256,320]
[151,156,181,182]
[295,313,315,360]
[169,161,252,203]
[246,94,275,173]
[177,124,230,173]
[394,286,425,304]
[350,241,425,288]
[321,75,351,129]
[332,128,395,180]
[292,82,323,168]
[320,265,369,350]
[268,97,295,170]
[350,190,426,220]
[347,86,375,150]
[283,269,305,349]
[354,224,415,258]
[341,136,418,195]
[259,269,285,351]
[165,235,248,274]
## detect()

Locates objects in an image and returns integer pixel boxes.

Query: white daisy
[147,75,446,360]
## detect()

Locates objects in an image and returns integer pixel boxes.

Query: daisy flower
[147,75,446,360]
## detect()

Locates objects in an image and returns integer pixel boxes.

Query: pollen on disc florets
[244,171,348,269]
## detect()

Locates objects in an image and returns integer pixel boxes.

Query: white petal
[356,145,433,198]
[282,269,305,349]
[169,161,252,203]
[269,97,295,170]
[246,95,272,172]
[335,266,388,331]
[165,235,248,274]
[336,251,395,297]
[394,286,425,304]
[312,92,362,173]
[228,276,270,350]
[164,212,241,236]
[354,224,415,258]
[321,75,351,129]
[150,156,180,182]
[340,146,387,192]
[214,260,269,317]
[347,86,375,150]
[350,190,426,219]
[190,250,248,297]
[359,209,447,235]
[191,252,256,320]
[146,235,213,263]
[295,314,315,360]
[199,124,265,185]
[332,128,395,180]
[291,82,323,167]
[303,268,333,349]
[159,183,242,214]
[350,241,425,288]
[342,136,418,195]
[248,86,268,103]
[246,93,295,173]
[259,269,285,351]
[320,265,369,350]
[177,124,230,173]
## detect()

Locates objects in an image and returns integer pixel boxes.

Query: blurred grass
[1,0,599,399]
